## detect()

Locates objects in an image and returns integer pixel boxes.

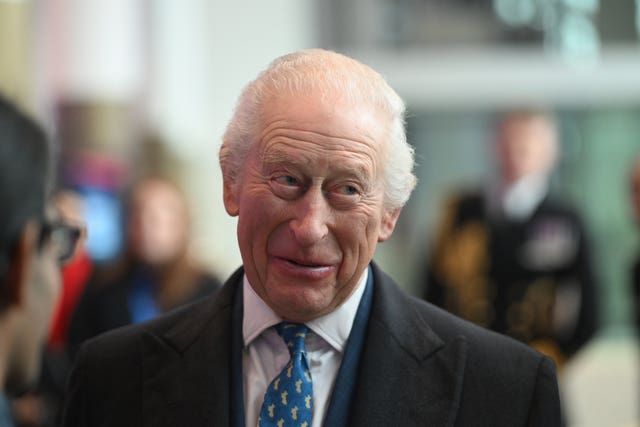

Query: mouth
[284,258,327,268]
[272,255,337,279]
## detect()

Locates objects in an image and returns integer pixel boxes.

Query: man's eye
[270,175,304,200]
[327,183,364,209]
[335,184,360,196]
[274,175,299,186]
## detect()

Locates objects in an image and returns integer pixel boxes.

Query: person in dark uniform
[425,110,598,366]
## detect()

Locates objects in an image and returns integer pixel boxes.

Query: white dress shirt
[489,174,549,221]
[242,269,368,427]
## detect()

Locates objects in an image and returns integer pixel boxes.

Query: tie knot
[275,322,309,356]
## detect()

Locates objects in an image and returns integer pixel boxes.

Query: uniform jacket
[426,192,598,361]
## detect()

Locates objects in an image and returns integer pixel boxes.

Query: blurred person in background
[68,176,221,358]
[48,190,93,352]
[424,109,598,367]
[0,97,82,426]
[628,156,640,332]
[11,190,92,427]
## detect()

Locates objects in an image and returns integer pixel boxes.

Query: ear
[5,221,38,307]
[222,176,240,217]
[378,208,401,242]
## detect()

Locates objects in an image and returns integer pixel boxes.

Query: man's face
[128,181,189,266]
[497,116,557,184]
[224,92,400,322]
[6,214,62,394]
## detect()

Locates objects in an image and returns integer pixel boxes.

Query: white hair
[219,49,416,210]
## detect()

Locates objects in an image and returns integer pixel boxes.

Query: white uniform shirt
[500,174,549,220]
[242,269,368,427]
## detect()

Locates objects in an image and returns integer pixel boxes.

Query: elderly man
[425,110,598,367]
[62,50,560,426]
[0,97,82,426]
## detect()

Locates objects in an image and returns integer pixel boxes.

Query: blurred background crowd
[1,0,640,426]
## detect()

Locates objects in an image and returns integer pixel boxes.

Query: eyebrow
[261,149,295,166]
[261,148,373,186]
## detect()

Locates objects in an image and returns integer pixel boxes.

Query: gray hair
[219,49,416,210]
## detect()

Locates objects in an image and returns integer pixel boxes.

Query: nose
[289,187,329,246]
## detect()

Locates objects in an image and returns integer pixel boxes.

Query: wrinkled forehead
[250,91,391,183]
[256,90,391,152]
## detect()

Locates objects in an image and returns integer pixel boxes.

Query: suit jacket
[61,263,560,426]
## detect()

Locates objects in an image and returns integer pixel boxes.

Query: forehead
[500,116,555,143]
[255,92,388,166]
[133,182,183,207]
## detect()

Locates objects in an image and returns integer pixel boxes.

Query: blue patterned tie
[259,322,314,427]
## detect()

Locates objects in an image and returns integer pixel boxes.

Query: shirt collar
[488,173,549,220]
[242,267,369,353]
[501,173,549,220]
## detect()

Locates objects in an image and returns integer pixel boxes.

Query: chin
[271,291,333,322]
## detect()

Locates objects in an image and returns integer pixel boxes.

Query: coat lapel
[349,264,467,426]
[136,264,465,426]
[140,269,243,427]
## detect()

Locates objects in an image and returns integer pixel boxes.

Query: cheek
[338,208,381,253]
[237,190,285,251]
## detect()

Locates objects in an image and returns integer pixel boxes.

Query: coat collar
[138,264,466,426]
[349,263,467,426]
[139,268,243,427]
